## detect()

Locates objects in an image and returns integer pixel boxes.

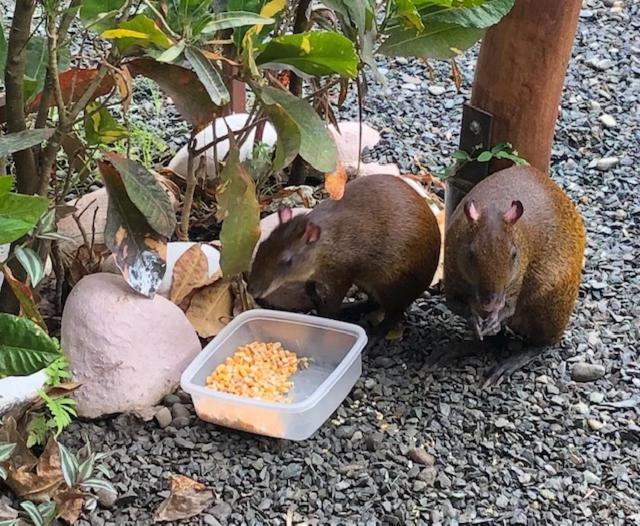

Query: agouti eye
[282,255,293,266]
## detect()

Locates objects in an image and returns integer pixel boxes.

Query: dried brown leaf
[170,244,209,305]
[116,65,134,113]
[450,59,462,92]
[54,489,85,524]
[3,437,64,501]
[185,280,233,338]
[154,474,215,522]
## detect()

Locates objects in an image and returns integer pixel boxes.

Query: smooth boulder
[61,273,201,418]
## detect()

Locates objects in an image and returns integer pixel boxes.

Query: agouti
[444,165,586,380]
[249,174,441,331]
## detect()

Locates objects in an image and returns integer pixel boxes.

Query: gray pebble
[408,448,436,466]
[595,157,619,171]
[154,407,172,429]
[571,362,606,382]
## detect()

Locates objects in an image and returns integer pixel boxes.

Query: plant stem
[179,132,198,241]
[5,0,38,195]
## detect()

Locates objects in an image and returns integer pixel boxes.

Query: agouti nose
[478,292,505,312]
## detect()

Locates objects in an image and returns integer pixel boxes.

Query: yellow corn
[206,342,309,403]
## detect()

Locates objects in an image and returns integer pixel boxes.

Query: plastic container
[180,309,367,440]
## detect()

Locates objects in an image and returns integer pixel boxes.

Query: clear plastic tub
[180,309,368,441]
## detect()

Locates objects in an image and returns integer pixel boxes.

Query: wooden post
[470,0,582,174]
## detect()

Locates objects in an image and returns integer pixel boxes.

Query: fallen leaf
[430,207,446,287]
[450,59,462,92]
[170,244,209,305]
[324,160,347,200]
[154,474,215,522]
[230,276,257,316]
[54,489,85,524]
[2,436,64,501]
[115,65,134,113]
[186,280,233,338]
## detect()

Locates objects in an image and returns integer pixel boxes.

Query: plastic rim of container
[180,309,368,414]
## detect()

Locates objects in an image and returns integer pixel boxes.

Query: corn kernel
[206,341,308,403]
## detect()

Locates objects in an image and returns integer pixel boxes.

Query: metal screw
[470,120,480,134]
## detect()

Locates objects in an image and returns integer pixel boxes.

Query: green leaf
[0,442,16,462]
[263,105,301,171]
[477,151,493,162]
[84,102,128,146]
[103,152,176,238]
[217,143,261,277]
[0,520,20,526]
[418,0,516,28]
[20,501,43,526]
[0,191,49,245]
[379,22,484,59]
[184,47,230,106]
[98,160,168,297]
[156,41,186,63]
[26,415,49,448]
[256,31,358,78]
[202,11,275,33]
[0,314,59,377]
[227,0,264,45]
[0,175,12,194]
[0,466,7,481]
[260,87,337,173]
[79,0,127,32]
[15,246,45,286]
[107,14,173,53]
[0,129,55,158]
[41,392,76,436]
[81,477,117,495]
[452,149,471,161]
[58,442,79,487]
[77,454,96,484]
[396,0,425,31]
[23,36,47,102]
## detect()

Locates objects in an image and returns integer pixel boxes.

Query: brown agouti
[249,174,441,331]
[443,165,586,382]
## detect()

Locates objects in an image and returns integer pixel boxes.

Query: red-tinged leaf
[98,160,168,297]
[0,267,46,330]
[154,474,215,522]
[125,58,222,128]
[27,68,115,115]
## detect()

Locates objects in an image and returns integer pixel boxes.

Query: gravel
[4,0,638,524]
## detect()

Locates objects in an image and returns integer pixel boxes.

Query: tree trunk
[470,0,582,174]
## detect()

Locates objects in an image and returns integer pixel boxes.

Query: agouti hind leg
[482,346,546,388]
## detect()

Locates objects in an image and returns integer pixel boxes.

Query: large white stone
[329,121,381,176]
[61,273,201,418]
[168,113,278,179]
[0,370,48,416]
[56,188,109,256]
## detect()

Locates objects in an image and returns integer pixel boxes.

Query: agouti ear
[504,200,524,225]
[278,207,293,224]
[464,200,480,223]
[303,222,321,244]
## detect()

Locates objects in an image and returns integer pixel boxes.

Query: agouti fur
[249,175,441,328]
[444,165,586,346]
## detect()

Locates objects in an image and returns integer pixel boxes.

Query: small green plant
[0,440,116,526]
[441,142,529,180]
[0,441,17,480]
[25,357,76,448]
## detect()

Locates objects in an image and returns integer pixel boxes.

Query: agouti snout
[249,174,441,330]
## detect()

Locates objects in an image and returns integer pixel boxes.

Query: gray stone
[571,362,606,382]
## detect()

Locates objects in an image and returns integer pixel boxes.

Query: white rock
[156,242,221,299]
[0,370,48,416]
[598,114,616,128]
[595,157,619,171]
[61,273,201,418]
[428,86,447,96]
[168,113,278,179]
[329,121,381,176]
[401,83,418,91]
[358,162,401,177]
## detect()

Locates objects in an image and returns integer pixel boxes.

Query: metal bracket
[445,103,494,221]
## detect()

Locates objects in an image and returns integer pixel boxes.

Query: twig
[193,117,267,157]
[179,133,199,240]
